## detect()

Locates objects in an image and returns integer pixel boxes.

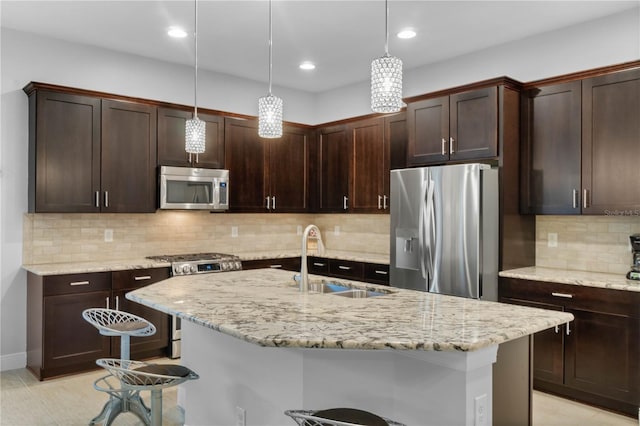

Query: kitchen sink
[331,289,386,298]
[308,281,351,294]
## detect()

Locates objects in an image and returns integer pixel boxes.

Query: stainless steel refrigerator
[390,163,498,300]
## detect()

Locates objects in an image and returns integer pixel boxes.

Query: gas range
[146,252,242,276]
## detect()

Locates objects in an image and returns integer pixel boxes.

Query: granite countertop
[499,266,640,293]
[22,251,389,276]
[127,268,573,352]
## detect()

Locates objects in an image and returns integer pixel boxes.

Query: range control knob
[235,261,242,270]
[182,265,190,274]
[173,265,182,275]
[190,265,198,274]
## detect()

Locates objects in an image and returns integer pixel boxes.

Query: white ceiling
[2,1,638,93]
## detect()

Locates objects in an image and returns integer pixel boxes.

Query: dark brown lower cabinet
[499,277,640,417]
[27,268,170,380]
[242,257,301,272]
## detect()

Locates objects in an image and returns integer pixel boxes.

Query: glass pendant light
[258,0,283,138]
[185,0,206,162]
[371,0,404,113]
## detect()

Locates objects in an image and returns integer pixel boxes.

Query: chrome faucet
[300,224,325,292]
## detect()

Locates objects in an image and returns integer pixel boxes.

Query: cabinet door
[449,87,498,161]
[268,127,309,212]
[317,125,350,212]
[43,290,111,373]
[407,96,449,165]
[32,91,101,212]
[564,308,639,405]
[582,68,640,214]
[521,82,582,214]
[386,112,407,172]
[157,107,225,168]
[225,118,267,212]
[101,99,157,212]
[350,118,385,213]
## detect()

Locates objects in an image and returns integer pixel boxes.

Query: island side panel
[179,320,499,426]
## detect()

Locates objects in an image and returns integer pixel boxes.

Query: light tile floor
[1,362,637,425]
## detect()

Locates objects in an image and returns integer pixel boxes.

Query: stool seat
[284,408,405,426]
[83,308,156,338]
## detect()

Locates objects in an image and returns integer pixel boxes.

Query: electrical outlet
[547,232,558,248]
[474,394,487,426]
[297,225,302,235]
[334,225,340,236]
[104,229,113,242]
[231,226,238,238]
[235,406,246,426]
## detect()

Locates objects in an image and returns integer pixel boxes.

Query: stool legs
[150,390,163,426]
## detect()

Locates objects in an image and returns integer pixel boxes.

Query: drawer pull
[566,322,571,336]
[374,270,388,275]
[69,281,90,286]
[269,265,283,269]
[338,266,352,270]
[134,275,152,281]
[313,262,326,267]
[551,292,573,299]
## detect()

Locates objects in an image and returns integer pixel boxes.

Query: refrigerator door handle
[419,178,435,281]
[426,180,436,282]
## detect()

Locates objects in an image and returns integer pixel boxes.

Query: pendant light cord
[194,0,199,117]
[268,0,273,95]
[384,0,390,56]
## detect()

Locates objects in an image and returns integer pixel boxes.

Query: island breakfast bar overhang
[126,269,573,426]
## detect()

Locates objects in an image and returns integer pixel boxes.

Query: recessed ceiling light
[168,27,188,38]
[397,29,416,39]
[299,61,316,70]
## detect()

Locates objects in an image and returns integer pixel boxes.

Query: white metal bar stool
[285,408,405,426]
[83,308,157,425]
[97,359,199,426]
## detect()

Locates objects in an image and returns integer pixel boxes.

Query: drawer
[243,258,300,272]
[363,263,390,285]
[112,267,170,290]
[43,272,111,296]
[329,259,364,280]
[308,257,329,275]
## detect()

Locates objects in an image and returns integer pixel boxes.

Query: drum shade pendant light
[371,0,404,113]
[258,0,283,138]
[185,0,205,162]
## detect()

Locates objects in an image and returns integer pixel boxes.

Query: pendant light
[258,0,283,138]
[185,0,206,162]
[371,0,404,113]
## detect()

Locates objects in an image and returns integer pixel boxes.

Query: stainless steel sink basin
[332,289,386,298]
[308,281,351,294]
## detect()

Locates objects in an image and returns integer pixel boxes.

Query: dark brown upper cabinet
[101,99,157,213]
[520,81,582,214]
[582,68,640,215]
[407,87,498,166]
[349,117,386,213]
[157,107,225,168]
[224,118,309,213]
[26,86,157,213]
[315,124,350,213]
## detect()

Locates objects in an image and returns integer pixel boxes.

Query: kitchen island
[127,269,573,426]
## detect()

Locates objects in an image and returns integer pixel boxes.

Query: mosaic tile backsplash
[536,216,640,274]
[23,212,390,265]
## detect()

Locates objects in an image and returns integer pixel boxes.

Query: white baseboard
[0,352,26,372]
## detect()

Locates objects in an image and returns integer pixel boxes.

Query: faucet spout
[300,224,324,292]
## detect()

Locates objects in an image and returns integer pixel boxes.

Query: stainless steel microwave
[159,166,229,211]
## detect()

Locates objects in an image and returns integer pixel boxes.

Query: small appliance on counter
[627,234,640,281]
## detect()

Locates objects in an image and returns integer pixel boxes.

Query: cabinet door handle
[449,137,455,154]
[266,196,271,210]
[378,195,382,210]
[566,322,571,336]
[104,191,109,208]
[441,138,447,155]
[70,280,90,286]
[272,196,276,210]
[106,297,110,309]
[338,265,352,270]
[374,270,388,275]
[554,325,559,334]
[583,189,589,209]
[343,196,348,210]
[115,295,119,311]
[572,189,578,209]
[383,195,388,210]
[95,191,100,208]
[269,264,282,269]
[313,262,326,267]
[551,292,573,299]
[134,275,152,281]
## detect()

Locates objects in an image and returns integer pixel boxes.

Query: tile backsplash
[536,216,640,274]
[23,212,390,265]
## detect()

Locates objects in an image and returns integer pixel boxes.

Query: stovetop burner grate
[146,252,239,263]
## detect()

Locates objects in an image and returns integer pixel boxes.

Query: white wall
[1,7,639,369]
